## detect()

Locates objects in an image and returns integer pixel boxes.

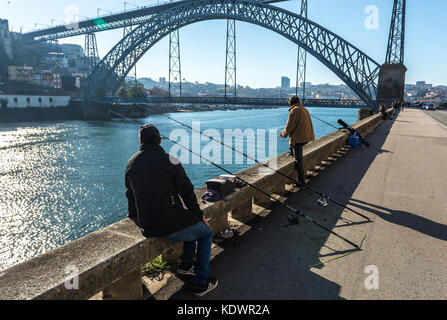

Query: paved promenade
[155,109,447,300]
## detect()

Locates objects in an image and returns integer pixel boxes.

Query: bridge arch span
[88,0,381,108]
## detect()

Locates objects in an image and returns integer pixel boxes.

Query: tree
[0,99,8,109]
[149,87,169,97]
[127,85,145,98]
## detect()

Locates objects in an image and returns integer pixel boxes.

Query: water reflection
[0,107,357,271]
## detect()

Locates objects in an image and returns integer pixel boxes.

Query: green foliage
[0,99,8,109]
[127,85,145,98]
[149,87,169,97]
[142,255,171,277]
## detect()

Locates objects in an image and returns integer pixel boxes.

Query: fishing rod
[309,113,340,132]
[141,109,371,222]
[309,113,371,148]
[108,109,361,249]
[310,113,384,154]
[314,112,387,155]
[337,119,383,153]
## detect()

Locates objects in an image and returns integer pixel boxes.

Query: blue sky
[2,0,446,88]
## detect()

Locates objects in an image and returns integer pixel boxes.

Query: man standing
[379,105,389,120]
[393,100,400,118]
[280,96,315,185]
[125,124,218,297]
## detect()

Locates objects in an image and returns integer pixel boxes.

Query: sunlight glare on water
[0,107,357,271]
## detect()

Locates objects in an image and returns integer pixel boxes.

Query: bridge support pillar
[377,63,407,109]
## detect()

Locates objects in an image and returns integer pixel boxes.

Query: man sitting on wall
[280,96,315,185]
[125,124,219,297]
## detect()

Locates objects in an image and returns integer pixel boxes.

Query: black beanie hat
[139,124,160,143]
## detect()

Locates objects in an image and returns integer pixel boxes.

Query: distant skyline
[136,76,442,88]
[2,0,447,88]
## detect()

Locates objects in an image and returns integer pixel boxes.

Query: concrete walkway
[155,109,447,300]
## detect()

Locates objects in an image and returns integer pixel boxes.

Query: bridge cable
[108,109,361,249]
[136,107,371,222]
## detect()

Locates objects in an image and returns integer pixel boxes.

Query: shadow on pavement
[349,198,447,242]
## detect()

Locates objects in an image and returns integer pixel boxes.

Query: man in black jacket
[125,124,218,297]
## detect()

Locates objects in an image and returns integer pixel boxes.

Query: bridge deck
[153,109,447,300]
[99,97,367,108]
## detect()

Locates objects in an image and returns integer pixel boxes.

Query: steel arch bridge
[87,0,381,109]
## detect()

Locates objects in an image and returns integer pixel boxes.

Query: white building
[0,87,70,108]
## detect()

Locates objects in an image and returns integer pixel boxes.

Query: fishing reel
[285,214,300,227]
[317,197,328,208]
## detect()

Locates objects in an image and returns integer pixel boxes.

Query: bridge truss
[84,0,380,109]
[295,0,308,98]
[386,0,406,64]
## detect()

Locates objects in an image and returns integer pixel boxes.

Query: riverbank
[0,101,287,123]
[0,105,84,123]
[87,102,287,121]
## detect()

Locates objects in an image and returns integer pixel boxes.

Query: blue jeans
[164,222,213,285]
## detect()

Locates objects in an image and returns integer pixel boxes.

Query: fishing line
[310,113,383,153]
[308,230,367,268]
[134,106,371,222]
[108,109,361,249]
[309,113,340,131]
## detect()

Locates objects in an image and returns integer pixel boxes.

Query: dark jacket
[125,143,203,237]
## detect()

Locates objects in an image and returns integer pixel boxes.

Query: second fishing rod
[108,109,361,249]
[311,113,384,154]
[137,106,371,222]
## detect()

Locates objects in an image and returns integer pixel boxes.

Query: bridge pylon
[84,33,100,99]
[123,3,139,91]
[84,33,99,73]
[377,0,407,109]
[295,0,308,99]
[225,19,237,102]
[169,30,182,97]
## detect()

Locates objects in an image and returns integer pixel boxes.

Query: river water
[0,107,357,271]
